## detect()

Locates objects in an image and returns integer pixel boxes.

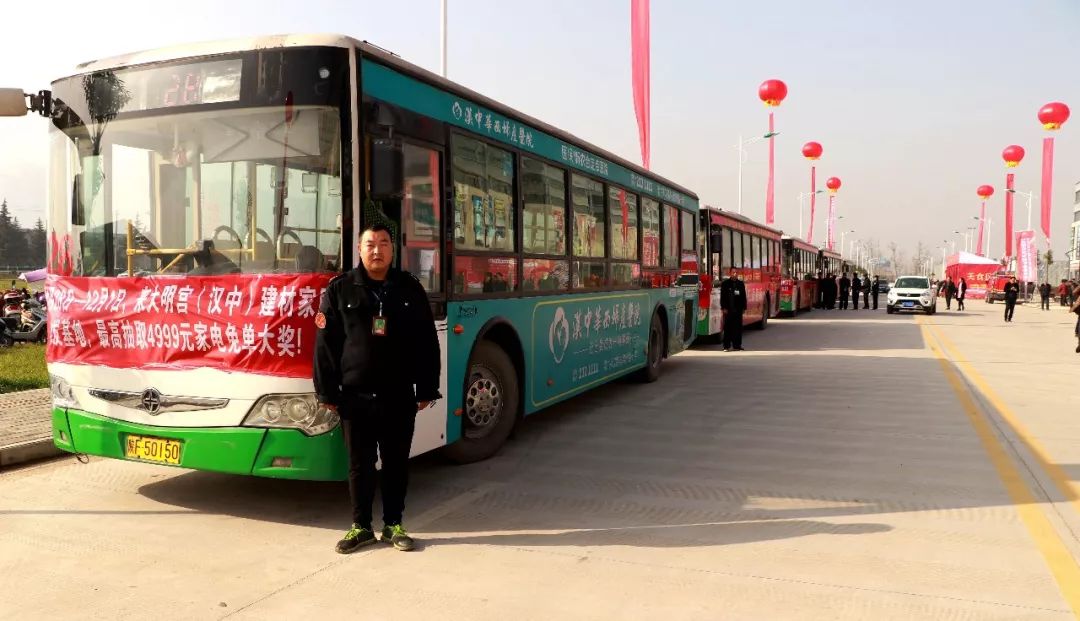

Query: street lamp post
[1006,188,1036,232]
[840,230,855,257]
[974,215,994,258]
[736,133,774,215]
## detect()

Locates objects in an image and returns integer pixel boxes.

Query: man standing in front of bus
[314,223,442,554]
[720,269,747,351]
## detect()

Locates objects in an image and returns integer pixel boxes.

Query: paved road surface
[1,301,1078,620]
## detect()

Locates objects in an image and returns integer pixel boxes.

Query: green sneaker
[381,524,416,551]
[335,525,377,554]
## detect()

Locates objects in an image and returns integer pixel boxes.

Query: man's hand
[417,401,433,411]
[320,403,338,413]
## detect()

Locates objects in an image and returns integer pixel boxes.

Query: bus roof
[63,33,698,207]
[701,205,784,238]
[781,234,819,252]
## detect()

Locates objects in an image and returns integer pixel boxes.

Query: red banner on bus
[45,273,333,378]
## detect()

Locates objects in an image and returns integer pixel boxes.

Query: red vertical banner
[766,112,775,225]
[1004,172,1014,257]
[976,201,986,255]
[630,0,650,169]
[1040,136,1053,242]
[807,165,816,243]
[826,195,836,250]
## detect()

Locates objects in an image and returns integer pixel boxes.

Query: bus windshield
[48,75,343,277]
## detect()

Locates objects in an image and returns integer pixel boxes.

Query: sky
[1,0,1078,262]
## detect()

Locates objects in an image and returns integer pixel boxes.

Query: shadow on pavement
[130,340,1068,552]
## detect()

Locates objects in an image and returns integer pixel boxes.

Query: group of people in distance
[938,277,969,311]
[814,272,883,310]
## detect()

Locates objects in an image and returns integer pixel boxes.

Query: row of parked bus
[693,206,843,342]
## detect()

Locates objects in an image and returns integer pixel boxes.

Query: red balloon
[977,184,994,199]
[1002,145,1025,167]
[1038,102,1070,130]
[825,177,841,192]
[802,141,823,160]
[759,79,788,107]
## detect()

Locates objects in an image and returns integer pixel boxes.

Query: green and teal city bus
[7,34,699,478]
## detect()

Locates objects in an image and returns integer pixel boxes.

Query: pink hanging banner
[1040,136,1053,241]
[826,194,836,250]
[630,0,650,169]
[766,112,776,225]
[807,165,816,243]
[1016,230,1037,283]
[975,201,986,255]
[1004,173,1014,258]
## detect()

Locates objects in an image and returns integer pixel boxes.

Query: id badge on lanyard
[371,291,388,337]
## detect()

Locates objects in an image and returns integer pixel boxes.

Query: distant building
[1071,181,1080,278]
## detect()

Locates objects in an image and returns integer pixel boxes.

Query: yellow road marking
[926,321,1080,512]
[919,320,1080,617]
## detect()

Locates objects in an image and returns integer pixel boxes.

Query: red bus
[780,235,818,315]
[697,207,782,338]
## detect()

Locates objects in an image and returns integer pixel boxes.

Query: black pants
[957,296,965,311]
[1004,300,1016,322]
[872,293,879,309]
[840,292,849,309]
[722,311,744,349]
[1042,295,1050,310]
[945,294,952,309]
[341,394,417,529]
[863,291,870,309]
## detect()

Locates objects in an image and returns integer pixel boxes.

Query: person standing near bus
[314,224,442,554]
[871,276,881,310]
[838,272,851,310]
[720,269,747,351]
[1003,275,1021,323]
[957,277,967,311]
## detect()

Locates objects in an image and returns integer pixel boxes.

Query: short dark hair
[359,223,394,240]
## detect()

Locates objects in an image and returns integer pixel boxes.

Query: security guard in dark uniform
[314,223,441,554]
[720,269,748,351]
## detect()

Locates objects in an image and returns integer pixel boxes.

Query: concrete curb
[0,438,63,469]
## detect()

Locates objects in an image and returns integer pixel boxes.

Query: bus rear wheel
[634,312,664,383]
[755,298,769,330]
[443,341,519,464]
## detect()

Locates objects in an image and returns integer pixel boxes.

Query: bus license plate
[124,435,182,465]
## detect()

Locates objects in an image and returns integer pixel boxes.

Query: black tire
[0,333,12,348]
[634,312,664,383]
[442,341,519,464]
[886,306,895,315]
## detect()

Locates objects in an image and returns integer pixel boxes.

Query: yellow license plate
[124,435,182,465]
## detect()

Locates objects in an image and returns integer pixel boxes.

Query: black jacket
[839,276,851,293]
[313,267,441,406]
[1004,282,1021,302]
[958,280,967,298]
[719,277,748,313]
[1039,283,1052,297]
[871,280,880,294]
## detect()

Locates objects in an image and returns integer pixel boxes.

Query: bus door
[708,224,724,335]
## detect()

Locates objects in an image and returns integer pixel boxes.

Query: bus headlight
[243,394,339,436]
[50,374,79,408]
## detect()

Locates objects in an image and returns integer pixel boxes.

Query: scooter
[0,299,47,346]
[2,288,25,318]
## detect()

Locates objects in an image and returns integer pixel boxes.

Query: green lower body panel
[52,408,347,481]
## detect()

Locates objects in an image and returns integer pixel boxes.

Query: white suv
[886,276,937,315]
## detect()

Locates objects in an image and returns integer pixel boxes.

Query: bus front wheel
[443,341,519,464]
[634,313,664,383]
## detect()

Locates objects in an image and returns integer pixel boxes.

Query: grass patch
[0,343,49,393]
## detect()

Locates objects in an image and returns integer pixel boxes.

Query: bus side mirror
[370,139,404,199]
[0,89,27,116]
